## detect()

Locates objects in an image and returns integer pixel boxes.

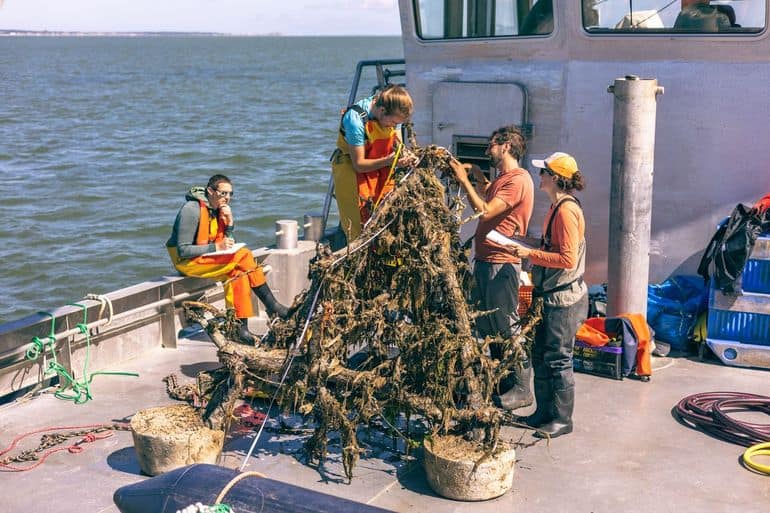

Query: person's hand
[504,242,531,259]
[215,238,234,251]
[469,164,487,186]
[396,148,419,168]
[449,158,471,183]
[219,204,233,226]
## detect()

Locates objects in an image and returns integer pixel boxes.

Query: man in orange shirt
[449,126,534,411]
[504,152,588,438]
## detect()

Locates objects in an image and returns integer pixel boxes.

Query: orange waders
[332,116,397,241]
[167,201,266,318]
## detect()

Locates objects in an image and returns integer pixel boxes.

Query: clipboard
[202,242,246,257]
[485,229,538,250]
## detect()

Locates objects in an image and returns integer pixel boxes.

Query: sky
[0,0,402,35]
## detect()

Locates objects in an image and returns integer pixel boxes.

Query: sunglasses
[539,168,555,176]
[214,189,234,198]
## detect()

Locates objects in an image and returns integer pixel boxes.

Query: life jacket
[195,200,226,245]
[576,313,652,377]
[336,105,398,222]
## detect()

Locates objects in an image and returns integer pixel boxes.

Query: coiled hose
[743,442,770,475]
[675,391,770,446]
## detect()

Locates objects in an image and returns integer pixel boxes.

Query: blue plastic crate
[740,233,770,293]
[742,259,770,294]
[707,308,770,346]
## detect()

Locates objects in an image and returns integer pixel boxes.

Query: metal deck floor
[1,334,768,513]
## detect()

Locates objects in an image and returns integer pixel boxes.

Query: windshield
[584,0,765,33]
[414,0,554,39]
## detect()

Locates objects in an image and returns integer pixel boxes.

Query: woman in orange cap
[503,152,588,438]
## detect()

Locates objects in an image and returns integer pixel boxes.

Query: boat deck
[1,332,768,513]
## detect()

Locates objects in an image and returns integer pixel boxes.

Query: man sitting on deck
[166,174,290,343]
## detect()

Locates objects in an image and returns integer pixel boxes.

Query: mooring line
[238,283,323,471]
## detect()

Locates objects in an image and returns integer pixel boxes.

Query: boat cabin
[395,0,770,283]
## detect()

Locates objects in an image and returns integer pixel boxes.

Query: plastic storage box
[741,233,770,293]
[573,340,623,380]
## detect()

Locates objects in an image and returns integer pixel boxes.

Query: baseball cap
[532,152,579,179]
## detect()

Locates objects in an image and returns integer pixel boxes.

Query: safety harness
[534,196,584,296]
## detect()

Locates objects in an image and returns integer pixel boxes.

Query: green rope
[177,504,232,513]
[25,312,56,360]
[26,306,139,404]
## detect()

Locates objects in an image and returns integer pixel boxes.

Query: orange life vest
[357,120,398,221]
[195,200,226,245]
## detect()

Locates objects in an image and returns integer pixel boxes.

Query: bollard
[303,213,324,242]
[606,76,664,317]
[275,220,298,250]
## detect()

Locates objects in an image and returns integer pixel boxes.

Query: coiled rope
[675,391,770,446]
[25,301,138,404]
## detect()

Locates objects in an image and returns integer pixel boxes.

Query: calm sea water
[0,36,403,323]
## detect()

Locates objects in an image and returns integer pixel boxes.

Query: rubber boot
[253,283,290,319]
[533,385,574,438]
[494,360,533,410]
[237,319,258,345]
[516,377,553,428]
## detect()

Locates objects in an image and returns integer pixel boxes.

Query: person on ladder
[330,84,415,242]
[166,174,291,344]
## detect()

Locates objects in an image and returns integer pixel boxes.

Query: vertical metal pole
[606,76,664,318]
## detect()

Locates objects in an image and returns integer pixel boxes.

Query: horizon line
[0,29,402,37]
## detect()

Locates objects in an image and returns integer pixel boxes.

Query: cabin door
[432,81,527,159]
[432,81,528,247]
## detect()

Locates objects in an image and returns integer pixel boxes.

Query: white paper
[202,242,246,256]
[485,229,538,250]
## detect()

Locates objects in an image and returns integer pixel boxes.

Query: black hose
[675,391,770,446]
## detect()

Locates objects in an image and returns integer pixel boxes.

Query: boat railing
[0,273,225,401]
[0,241,318,401]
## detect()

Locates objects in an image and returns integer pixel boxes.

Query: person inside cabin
[674,0,731,31]
[166,174,291,344]
[448,126,535,411]
[715,4,741,27]
[520,0,553,35]
[331,84,416,242]
[502,152,588,439]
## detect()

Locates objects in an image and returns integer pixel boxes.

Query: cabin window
[414,0,553,39]
[583,0,765,33]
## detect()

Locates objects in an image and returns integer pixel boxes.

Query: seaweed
[178,144,543,480]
